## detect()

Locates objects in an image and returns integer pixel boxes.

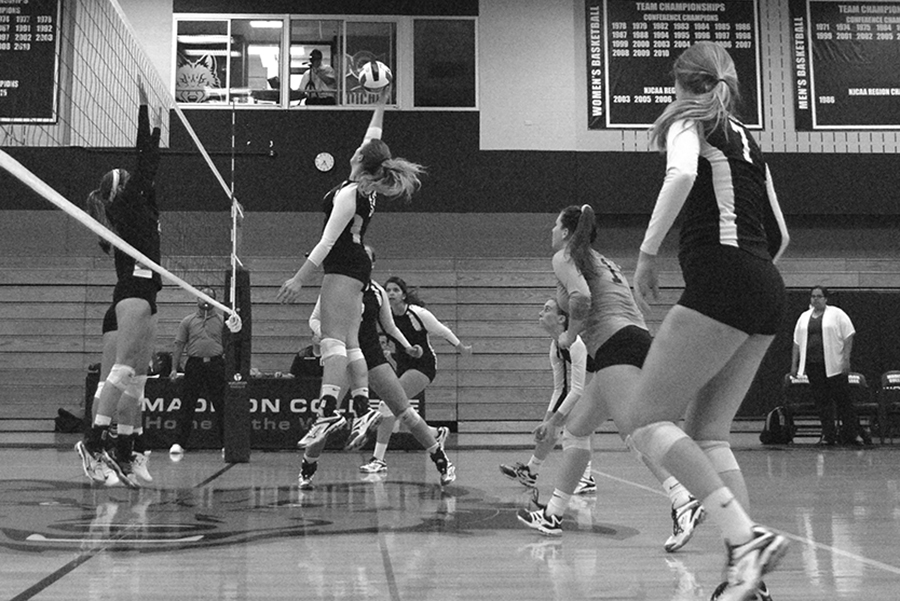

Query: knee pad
[377,401,394,418]
[319,338,347,361]
[628,421,689,464]
[94,380,105,399]
[397,407,422,429]
[106,364,135,391]
[347,347,364,363]
[697,440,740,473]
[125,375,147,400]
[561,428,592,451]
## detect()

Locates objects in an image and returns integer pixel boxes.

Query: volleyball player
[359,276,469,474]
[299,246,455,487]
[77,78,162,488]
[498,299,597,495]
[627,42,790,601]
[516,206,703,553]
[275,86,453,484]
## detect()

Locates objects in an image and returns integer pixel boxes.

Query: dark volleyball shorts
[101,303,117,334]
[112,276,159,315]
[323,244,372,286]
[678,245,785,336]
[395,352,437,382]
[589,325,652,372]
[359,319,390,371]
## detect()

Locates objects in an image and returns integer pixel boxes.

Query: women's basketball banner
[790,0,900,130]
[585,0,762,129]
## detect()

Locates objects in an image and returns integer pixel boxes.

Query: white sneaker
[131,451,153,482]
[359,457,388,473]
[573,475,597,495]
[100,462,122,487]
[716,526,788,601]
[169,444,185,455]
[297,414,347,448]
[345,409,382,450]
[664,498,704,552]
[75,441,105,483]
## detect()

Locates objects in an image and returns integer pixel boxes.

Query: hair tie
[716,78,727,84]
[581,204,590,212]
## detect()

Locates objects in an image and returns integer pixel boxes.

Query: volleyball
[358,61,393,90]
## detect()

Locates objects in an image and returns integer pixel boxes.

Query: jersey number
[729,120,753,164]
[599,256,623,284]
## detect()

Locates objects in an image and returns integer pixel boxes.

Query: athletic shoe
[345,409,382,451]
[713,526,788,601]
[359,457,388,473]
[512,464,537,488]
[517,507,562,536]
[298,459,318,490]
[131,451,153,482]
[710,580,773,601]
[499,461,526,480]
[665,497,705,553]
[169,443,185,455]
[573,475,597,495]
[297,414,347,448]
[100,463,122,487]
[434,426,450,449]
[75,440,105,484]
[431,449,456,486]
[99,449,139,489]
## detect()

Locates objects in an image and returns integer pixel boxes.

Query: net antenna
[0,0,244,332]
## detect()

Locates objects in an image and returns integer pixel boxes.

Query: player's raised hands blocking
[137,76,148,106]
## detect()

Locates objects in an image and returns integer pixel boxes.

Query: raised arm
[363,85,391,143]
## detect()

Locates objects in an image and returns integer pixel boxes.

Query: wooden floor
[2,436,899,601]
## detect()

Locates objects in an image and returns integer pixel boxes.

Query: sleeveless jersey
[679,117,779,262]
[320,180,376,273]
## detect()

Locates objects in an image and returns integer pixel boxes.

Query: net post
[223,266,252,463]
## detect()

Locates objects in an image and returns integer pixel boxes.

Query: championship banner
[792,0,900,130]
[586,0,762,129]
[0,0,61,123]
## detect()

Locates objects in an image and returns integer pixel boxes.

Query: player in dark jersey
[300,247,456,487]
[77,78,162,488]
[627,43,790,601]
[358,276,471,474]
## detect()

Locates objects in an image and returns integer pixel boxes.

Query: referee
[169,287,226,456]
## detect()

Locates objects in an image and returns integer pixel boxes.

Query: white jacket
[793,305,855,378]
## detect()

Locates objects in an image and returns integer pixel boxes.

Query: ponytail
[559,204,599,282]
[357,157,424,202]
[85,189,113,254]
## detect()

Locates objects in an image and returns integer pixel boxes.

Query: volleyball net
[0,0,244,331]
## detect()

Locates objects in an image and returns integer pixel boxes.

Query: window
[344,21,396,106]
[174,15,475,110]
[414,19,476,108]
[175,20,229,104]
[290,20,340,106]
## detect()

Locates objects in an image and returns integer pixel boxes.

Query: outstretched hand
[376,83,392,104]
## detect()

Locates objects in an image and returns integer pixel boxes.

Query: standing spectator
[169,287,226,456]
[300,49,337,105]
[791,286,864,446]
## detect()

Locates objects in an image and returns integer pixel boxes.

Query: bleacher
[2,255,900,442]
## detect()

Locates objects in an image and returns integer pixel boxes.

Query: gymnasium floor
[1,435,899,601]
